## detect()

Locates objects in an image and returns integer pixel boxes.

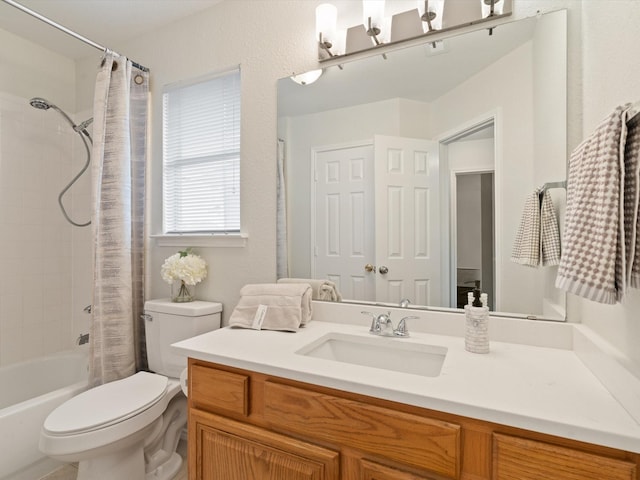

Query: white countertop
[172,320,640,453]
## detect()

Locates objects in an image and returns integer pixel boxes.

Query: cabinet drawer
[190,364,249,417]
[263,381,460,479]
[192,410,340,480]
[359,458,439,480]
[493,433,637,480]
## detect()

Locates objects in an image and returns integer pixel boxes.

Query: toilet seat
[44,372,168,436]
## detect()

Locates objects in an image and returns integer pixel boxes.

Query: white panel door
[314,144,375,301]
[374,135,440,305]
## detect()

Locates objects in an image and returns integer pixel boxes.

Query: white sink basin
[295,332,447,377]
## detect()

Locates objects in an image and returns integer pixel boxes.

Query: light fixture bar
[319,10,511,63]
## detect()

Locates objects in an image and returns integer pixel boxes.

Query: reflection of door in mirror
[374,135,440,306]
[312,136,440,305]
[313,143,375,301]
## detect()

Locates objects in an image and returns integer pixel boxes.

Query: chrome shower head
[29,97,53,110]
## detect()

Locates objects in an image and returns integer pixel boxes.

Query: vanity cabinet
[188,359,639,480]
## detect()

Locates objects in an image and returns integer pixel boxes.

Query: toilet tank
[144,299,222,378]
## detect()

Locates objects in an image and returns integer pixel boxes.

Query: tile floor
[38,440,188,480]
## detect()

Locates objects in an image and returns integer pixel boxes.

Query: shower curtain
[89,53,148,387]
[277,139,289,278]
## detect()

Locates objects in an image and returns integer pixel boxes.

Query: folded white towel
[277,278,342,302]
[229,283,312,332]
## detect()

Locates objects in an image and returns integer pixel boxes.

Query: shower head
[29,97,53,110]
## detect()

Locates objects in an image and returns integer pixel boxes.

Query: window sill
[151,233,248,248]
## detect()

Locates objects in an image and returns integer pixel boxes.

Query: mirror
[277,10,567,320]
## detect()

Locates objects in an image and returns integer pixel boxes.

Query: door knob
[379,265,389,274]
[364,263,376,273]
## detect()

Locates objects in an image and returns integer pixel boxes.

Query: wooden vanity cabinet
[188,359,640,480]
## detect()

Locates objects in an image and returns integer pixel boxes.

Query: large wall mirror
[277,9,567,321]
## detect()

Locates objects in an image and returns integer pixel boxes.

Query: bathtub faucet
[77,333,90,345]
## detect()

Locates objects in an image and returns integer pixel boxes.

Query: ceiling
[0,0,223,59]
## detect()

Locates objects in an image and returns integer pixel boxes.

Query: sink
[295,333,447,377]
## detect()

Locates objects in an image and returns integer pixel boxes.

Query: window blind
[162,68,240,233]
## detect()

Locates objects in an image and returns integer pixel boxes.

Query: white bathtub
[0,350,88,480]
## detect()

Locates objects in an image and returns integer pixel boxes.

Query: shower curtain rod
[2,0,149,72]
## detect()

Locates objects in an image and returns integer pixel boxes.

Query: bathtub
[0,350,88,480]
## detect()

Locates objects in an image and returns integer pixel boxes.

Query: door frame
[436,110,502,310]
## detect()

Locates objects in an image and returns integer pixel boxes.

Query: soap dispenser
[465,288,490,354]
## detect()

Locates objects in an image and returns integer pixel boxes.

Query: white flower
[161,249,207,286]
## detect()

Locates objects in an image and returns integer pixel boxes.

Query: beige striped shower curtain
[89,53,148,387]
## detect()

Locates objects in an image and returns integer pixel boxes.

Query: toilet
[39,299,222,480]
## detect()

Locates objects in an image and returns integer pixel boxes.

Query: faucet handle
[394,315,418,337]
[361,311,379,333]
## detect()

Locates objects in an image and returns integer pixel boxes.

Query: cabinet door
[359,458,439,480]
[493,434,637,480]
[191,410,339,480]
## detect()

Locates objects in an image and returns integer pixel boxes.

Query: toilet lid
[44,372,168,435]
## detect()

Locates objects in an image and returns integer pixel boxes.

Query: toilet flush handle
[141,314,153,322]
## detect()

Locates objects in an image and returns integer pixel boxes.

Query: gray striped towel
[556,105,630,304]
[623,109,640,289]
[511,189,561,267]
[540,190,562,266]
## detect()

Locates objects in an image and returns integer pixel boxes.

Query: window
[162,68,240,234]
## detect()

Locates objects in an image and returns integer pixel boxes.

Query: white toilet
[39,299,222,480]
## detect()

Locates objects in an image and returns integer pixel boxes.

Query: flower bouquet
[161,248,207,302]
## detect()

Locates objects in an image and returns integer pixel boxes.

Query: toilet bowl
[39,300,222,480]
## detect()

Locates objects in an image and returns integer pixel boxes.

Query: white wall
[73,1,639,367]
[429,41,540,314]
[574,1,640,370]
[0,30,78,365]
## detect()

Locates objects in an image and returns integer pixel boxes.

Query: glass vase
[172,280,195,303]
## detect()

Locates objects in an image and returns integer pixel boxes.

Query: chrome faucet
[361,311,418,337]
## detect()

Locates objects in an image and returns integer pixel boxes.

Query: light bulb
[316,3,337,45]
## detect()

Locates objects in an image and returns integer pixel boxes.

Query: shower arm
[58,130,92,227]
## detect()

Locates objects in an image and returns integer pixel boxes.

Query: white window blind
[163,68,240,233]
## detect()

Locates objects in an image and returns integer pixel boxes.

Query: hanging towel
[622,108,640,288]
[229,283,313,332]
[511,189,561,267]
[511,191,541,267]
[277,278,343,302]
[556,105,630,304]
[540,190,562,266]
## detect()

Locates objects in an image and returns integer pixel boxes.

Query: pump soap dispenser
[465,288,490,354]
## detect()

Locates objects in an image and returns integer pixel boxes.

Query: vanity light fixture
[290,69,323,86]
[362,0,386,47]
[316,3,338,59]
[317,0,511,61]
[482,0,504,18]
[419,0,445,32]
[482,0,503,35]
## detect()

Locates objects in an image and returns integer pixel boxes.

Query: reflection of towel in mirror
[511,189,561,267]
[277,278,342,302]
[229,283,312,332]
